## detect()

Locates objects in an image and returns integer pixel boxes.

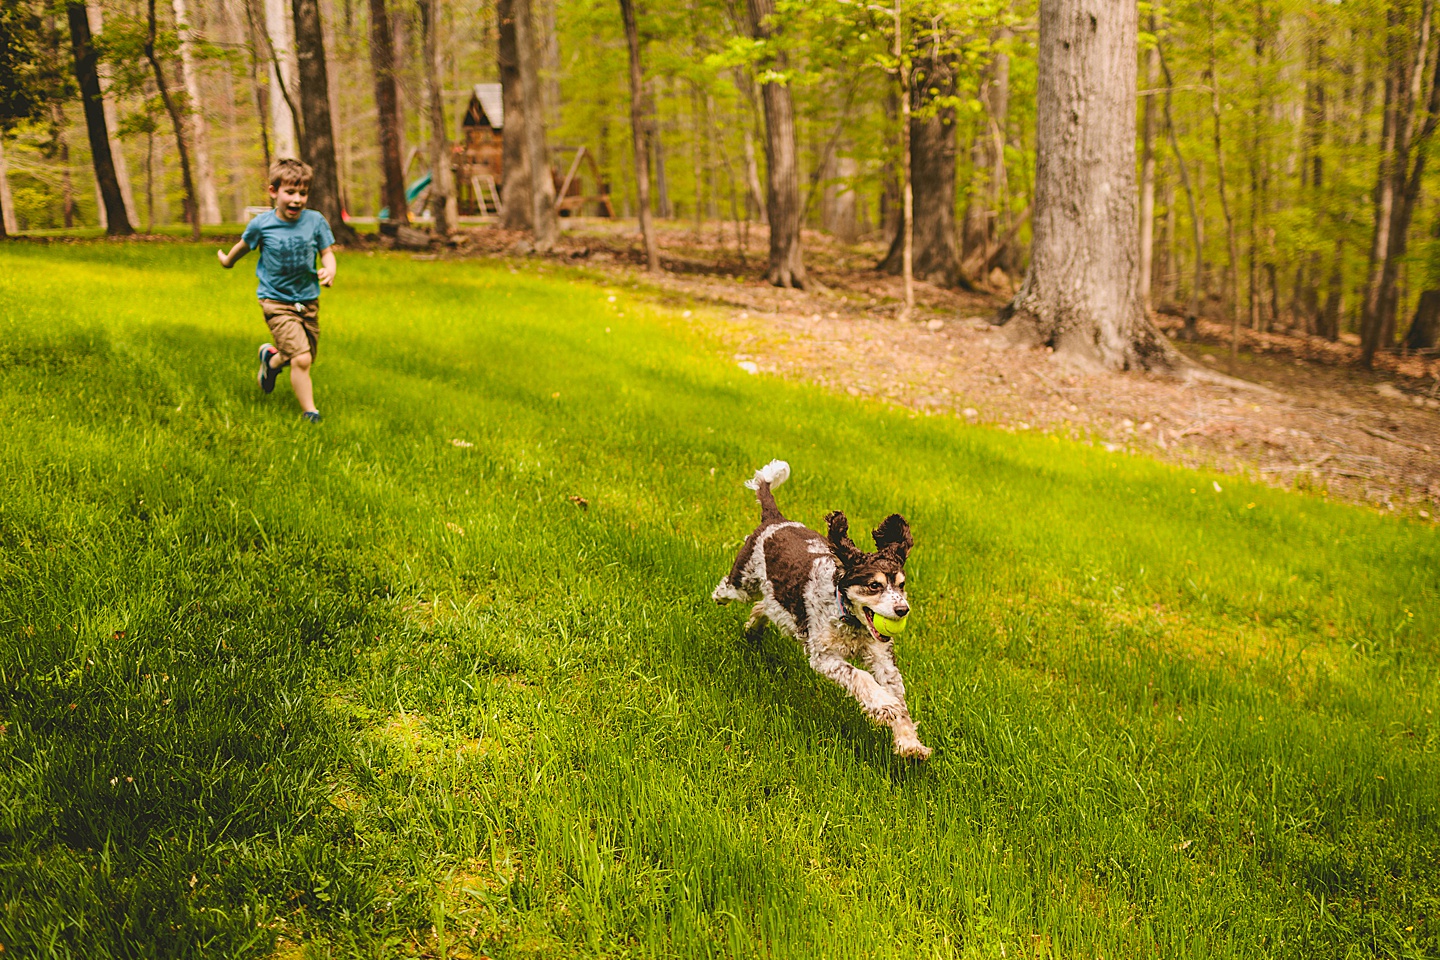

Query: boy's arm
[317,246,337,287]
[218,240,251,268]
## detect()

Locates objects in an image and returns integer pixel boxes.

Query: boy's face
[269,181,310,221]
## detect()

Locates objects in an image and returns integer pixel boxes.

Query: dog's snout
[894,604,909,619]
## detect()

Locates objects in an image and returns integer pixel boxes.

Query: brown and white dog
[712,460,931,759]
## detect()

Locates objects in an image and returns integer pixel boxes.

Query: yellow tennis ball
[872,613,908,637]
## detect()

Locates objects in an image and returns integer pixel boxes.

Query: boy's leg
[289,352,318,414]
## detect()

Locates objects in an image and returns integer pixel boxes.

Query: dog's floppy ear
[872,513,913,562]
[825,510,866,567]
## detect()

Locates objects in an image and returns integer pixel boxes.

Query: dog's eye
[867,581,883,592]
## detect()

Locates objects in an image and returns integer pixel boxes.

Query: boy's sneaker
[302,410,322,424]
[257,344,280,394]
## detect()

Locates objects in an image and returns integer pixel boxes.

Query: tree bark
[292,0,356,243]
[420,0,456,235]
[67,2,133,236]
[997,0,1171,371]
[497,0,531,230]
[143,0,201,239]
[880,18,966,290]
[172,0,221,223]
[368,0,408,223]
[511,0,557,249]
[619,0,659,270]
[745,0,804,287]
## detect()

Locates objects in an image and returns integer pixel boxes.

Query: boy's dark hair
[269,158,313,190]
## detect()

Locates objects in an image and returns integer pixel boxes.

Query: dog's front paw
[870,700,908,724]
[893,737,933,761]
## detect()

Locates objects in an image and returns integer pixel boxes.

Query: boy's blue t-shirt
[241,209,336,303]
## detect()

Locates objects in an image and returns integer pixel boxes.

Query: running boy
[218,158,336,423]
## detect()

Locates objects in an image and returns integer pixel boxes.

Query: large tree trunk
[497,0,531,230]
[143,0,201,239]
[67,2,133,236]
[745,0,804,287]
[172,0,221,223]
[368,0,408,223]
[291,0,356,243]
[420,0,456,235]
[264,0,298,158]
[0,138,16,236]
[511,0,557,249]
[997,0,1170,371]
[880,21,965,289]
[619,0,659,270]
[85,6,139,228]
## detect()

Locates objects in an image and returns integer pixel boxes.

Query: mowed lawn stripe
[0,243,1436,958]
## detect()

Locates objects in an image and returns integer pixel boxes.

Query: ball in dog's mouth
[862,606,908,640]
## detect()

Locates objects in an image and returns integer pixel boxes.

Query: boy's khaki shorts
[260,299,320,363]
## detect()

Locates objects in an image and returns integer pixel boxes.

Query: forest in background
[2,0,1439,360]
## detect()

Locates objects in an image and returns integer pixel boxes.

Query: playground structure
[449,84,614,219]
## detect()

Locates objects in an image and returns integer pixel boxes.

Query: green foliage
[0,0,41,130]
[1,243,1437,957]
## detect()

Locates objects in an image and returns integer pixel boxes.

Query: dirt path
[450,221,1440,519]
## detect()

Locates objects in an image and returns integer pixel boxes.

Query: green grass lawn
[1,241,1437,959]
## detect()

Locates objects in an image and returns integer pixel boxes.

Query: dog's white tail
[744,459,790,491]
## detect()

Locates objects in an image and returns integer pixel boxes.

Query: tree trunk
[172,0,221,223]
[368,0,408,223]
[265,0,298,158]
[242,0,273,173]
[997,0,1170,371]
[1206,1,1242,367]
[1158,42,1203,332]
[0,137,16,236]
[144,0,201,239]
[420,0,456,235]
[1360,0,1428,365]
[652,101,671,218]
[745,0,804,287]
[1319,238,1344,340]
[1368,1,1439,363]
[880,18,965,290]
[497,0,531,230]
[291,0,356,243]
[85,5,139,227]
[1405,289,1440,349]
[961,31,1010,273]
[67,2,133,236]
[511,0,557,249]
[619,0,659,270]
[1138,21,1158,310]
[742,127,764,223]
